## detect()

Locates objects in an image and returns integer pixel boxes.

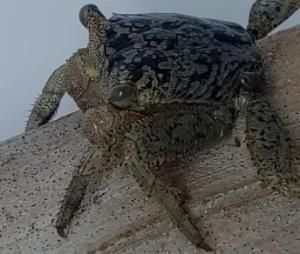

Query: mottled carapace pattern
[103,13,256,110]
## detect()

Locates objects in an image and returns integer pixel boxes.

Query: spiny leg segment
[244,96,300,195]
[56,149,100,237]
[25,64,67,131]
[25,48,96,131]
[55,105,234,251]
[238,72,300,195]
[55,106,144,237]
[123,108,235,251]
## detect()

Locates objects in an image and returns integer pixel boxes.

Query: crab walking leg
[127,160,213,252]
[25,62,85,131]
[26,48,97,131]
[25,64,67,131]
[244,96,300,195]
[55,149,102,237]
[247,0,300,40]
[123,110,234,251]
[55,106,135,237]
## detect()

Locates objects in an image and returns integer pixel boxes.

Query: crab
[25,1,300,251]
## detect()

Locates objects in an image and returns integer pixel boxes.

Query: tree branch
[0,26,300,254]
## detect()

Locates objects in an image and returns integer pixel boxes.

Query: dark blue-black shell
[104,13,257,107]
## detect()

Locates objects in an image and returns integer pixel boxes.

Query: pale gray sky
[0,0,299,141]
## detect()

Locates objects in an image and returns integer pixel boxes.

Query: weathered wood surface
[0,26,300,254]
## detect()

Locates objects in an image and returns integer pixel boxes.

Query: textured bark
[0,26,300,254]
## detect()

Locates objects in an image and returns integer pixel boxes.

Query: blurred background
[0,0,299,141]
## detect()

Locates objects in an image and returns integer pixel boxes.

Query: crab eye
[239,72,264,93]
[79,4,101,28]
[107,84,135,109]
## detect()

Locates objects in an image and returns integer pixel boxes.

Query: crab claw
[56,226,67,238]
[79,4,106,28]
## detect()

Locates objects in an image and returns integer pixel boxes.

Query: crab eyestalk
[247,0,300,40]
[79,4,109,70]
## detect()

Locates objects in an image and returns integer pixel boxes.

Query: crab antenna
[247,0,300,40]
[79,4,109,70]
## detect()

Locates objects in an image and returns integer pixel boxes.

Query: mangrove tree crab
[26,0,300,251]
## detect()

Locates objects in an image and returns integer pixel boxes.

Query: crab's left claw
[247,0,300,40]
[79,4,106,28]
[79,4,110,74]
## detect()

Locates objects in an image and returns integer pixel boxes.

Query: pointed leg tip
[56,226,68,238]
[192,236,213,252]
[198,243,213,252]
